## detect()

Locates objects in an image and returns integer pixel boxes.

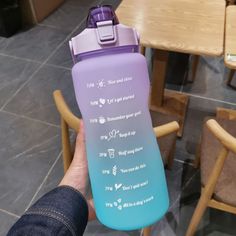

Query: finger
[76,120,86,153]
[78,120,85,146]
[73,120,87,165]
[87,199,96,221]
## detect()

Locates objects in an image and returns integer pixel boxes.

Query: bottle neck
[76,45,139,61]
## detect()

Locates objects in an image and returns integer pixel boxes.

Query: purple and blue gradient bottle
[70,5,169,230]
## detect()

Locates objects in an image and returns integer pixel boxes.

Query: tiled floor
[1,0,236,235]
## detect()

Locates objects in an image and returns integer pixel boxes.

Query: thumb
[72,120,86,166]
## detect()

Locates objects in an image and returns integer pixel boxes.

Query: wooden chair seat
[201,118,236,207]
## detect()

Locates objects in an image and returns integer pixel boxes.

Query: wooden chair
[53,90,179,236]
[186,117,236,236]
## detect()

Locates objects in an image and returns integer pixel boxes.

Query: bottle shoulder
[72,53,146,70]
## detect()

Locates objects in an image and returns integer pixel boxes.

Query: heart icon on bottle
[109,129,116,137]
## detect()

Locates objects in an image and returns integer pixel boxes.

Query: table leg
[189,55,199,83]
[150,49,168,107]
[149,49,189,137]
[227,69,235,89]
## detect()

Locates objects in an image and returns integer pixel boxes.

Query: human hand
[59,121,96,220]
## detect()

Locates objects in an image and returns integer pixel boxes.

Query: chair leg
[227,70,235,88]
[185,194,209,236]
[194,141,201,168]
[61,118,73,173]
[167,140,176,169]
[143,226,151,236]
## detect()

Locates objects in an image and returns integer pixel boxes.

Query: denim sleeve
[7,186,88,236]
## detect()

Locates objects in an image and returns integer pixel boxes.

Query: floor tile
[151,162,200,236]
[66,0,101,8]
[3,65,81,125]
[0,111,61,215]
[47,41,74,69]
[183,56,236,104]
[84,220,140,236]
[0,25,68,63]
[41,1,88,32]
[176,206,236,236]
[0,55,39,109]
[0,211,18,236]
[33,157,64,202]
[166,83,183,92]
[102,0,122,8]
[228,71,236,88]
[166,162,198,207]
[47,11,88,69]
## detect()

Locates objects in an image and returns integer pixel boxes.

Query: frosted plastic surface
[72,53,169,230]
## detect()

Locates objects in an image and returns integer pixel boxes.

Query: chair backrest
[206,119,236,155]
[53,90,80,132]
[200,119,236,207]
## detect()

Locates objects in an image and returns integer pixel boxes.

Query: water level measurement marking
[99,146,143,159]
[105,196,154,210]
[86,82,95,88]
[90,111,141,125]
[107,149,115,159]
[101,163,146,176]
[105,180,148,192]
[118,146,143,157]
[87,77,133,90]
[90,94,135,108]
[100,130,136,141]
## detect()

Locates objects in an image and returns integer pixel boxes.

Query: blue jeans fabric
[7,186,88,236]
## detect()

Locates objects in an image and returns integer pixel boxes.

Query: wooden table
[224,5,236,88]
[116,0,225,136]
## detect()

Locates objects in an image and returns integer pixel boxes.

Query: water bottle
[69,5,169,230]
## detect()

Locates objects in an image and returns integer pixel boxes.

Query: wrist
[59,174,87,197]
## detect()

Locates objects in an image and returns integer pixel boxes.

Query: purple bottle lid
[86,5,119,28]
[69,5,139,63]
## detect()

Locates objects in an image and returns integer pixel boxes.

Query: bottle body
[72,52,169,230]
